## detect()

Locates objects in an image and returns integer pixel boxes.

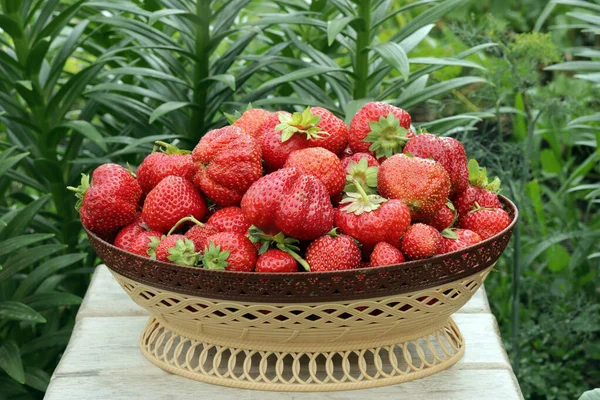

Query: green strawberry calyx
[344,157,379,195]
[147,235,163,259]
[202,241,230,270]
[467,159,501,193]
[153,141,191,155]
[248,226,310,271]
[224,103,253,125]
[340,177,388,215]
[66,173,91,210]
[275,107,328,142]
[167,238,199,266]
[167,215,204,236]
[441,228,459,240]
[365,113,410,158]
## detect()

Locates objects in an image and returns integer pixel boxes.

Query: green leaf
[327,16,357,46]
[0,301,46,323]
[0,234,53,258]
[0,149,29,177]
[0,15,24,40]
[22,292,82,311]
[0,244,65,285]
[24,367,50,392]
[99,67,189,87]
[25,37,50,78]
[372,42,410,81]
[256,67,346,91]
[545,61,600,72]
[408,57,486,70]
[149,102,194,124]
[391,0,468,43]
[513,92,527,139]
[14,253,86,299]
[34,0,86,43]
[391,76,487,110]
[344,98,372,126]
[148,9,191,26]
[203,74,236,91]
[540,149,561,174]
[0,341,24,384]
[0,196,50,240]
[20,330,72,355]
[546,244,570,273]
[59,120,107,152]
[524,231,600,268]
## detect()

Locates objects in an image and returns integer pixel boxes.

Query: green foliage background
[0,0,598,399]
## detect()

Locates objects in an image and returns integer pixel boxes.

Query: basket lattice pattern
[109,267,491,390]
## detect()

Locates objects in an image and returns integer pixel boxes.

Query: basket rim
[86,195,517,277]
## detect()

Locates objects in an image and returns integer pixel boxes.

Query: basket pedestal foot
[139,316,465,392]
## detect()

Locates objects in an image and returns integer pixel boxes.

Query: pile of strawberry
[70,102,512,273]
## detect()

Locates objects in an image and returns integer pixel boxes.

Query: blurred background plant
[0,0,598,399]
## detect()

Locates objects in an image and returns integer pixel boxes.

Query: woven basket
[87,195,517,391]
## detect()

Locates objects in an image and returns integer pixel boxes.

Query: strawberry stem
[168,215,204,235]
[66,173,90,210]
[154,141,191,155]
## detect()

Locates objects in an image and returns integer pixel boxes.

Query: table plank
[77,266,491,320]
[46,368,521,400]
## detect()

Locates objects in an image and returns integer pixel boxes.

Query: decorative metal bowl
[86,195,517,391]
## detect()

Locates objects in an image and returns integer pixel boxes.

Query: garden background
[0,0,598,399]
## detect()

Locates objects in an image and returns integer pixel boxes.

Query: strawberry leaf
[365,113,410,158]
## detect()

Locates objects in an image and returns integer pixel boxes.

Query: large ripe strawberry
[241,168,334,241]
[403,133,468,195]
[206,206,251,234]
[255,249,298,272]
[341,154,380,195]
[335,181,411,250]
[453,159,502,219]
[68,164,142,235]
[378,154,451,218]
[136,141,195,194]
[185,224,220,249]
[202,232,257,272]
[305,231,361,271]
[192,126,262,207]
[370,242,405,267]
[128,230,163,258]
[114,215,146,250]
[307,107,348,155]
[400,223,444,260]
[423,201,456,230]
[441,229,482,253]
[142,176,207,233]
[348,102,413,158]
[284,147,345,197]
[155,234,199,266]
[226,107,274,140]
[262,108,348,171]
[459,207,511,240]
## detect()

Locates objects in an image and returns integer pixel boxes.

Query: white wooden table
[45,266,523,400]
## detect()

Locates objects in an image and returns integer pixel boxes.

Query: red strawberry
[261,123,308,172]
[142,176,207,233]
[114,216,146,250]
[459,207,511,240]
[206,207,251,234]
[69,164,142,235]
[202,232,257,272]
[305,232,361,271]
[423,201,456,230]
[441,229,482,253]
[341,152,380,170]
[155,234,199,265]
[229,108,274,140]
[255,249,298,272]
[128,230,163,258]
[306,107,348,155]
[453,160,502,219]
[284,147,345,197]
[241,168,334,241]
[370,242,405,266]
[335,183,411,250]
[185,224,220,249]
[192,126,262,207]
[403,134,468,195]
[136,141,195,194]
[378,154,451,218]
[401,223,444,260]
[348,102,412,158]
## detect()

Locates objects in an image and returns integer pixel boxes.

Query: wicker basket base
[139,315,465,391]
